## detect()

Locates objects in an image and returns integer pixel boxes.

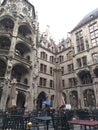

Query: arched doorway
[78,69,92,84]
[37,92,46,109]
[62,92,67,104]
[70,91,78,109]
[17,92,25,109]
[83,89,96,109]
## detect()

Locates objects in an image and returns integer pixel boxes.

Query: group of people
[43,104,51,116]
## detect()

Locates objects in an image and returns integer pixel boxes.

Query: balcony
[14,54,32,66]
[18,33,34,46]
[0,26,13,35]
[0,49,9,56]
[0,77,30,91]
[16,82,30,91]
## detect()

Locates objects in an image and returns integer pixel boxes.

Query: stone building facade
[38,8,98,110]
[69,8,98,109]
[0,0,98,110]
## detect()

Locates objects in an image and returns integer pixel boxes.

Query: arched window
[24,78,28,85]
[26,55,30,61]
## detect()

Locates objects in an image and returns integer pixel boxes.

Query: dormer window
[90,15,94,19]
[59,46,61,51]
[52,47,54,52]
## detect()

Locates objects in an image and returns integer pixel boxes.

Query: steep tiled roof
[71,8,98,32]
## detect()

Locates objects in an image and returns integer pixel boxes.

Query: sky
[29,0,98,42]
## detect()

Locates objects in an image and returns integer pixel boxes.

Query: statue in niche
[0,78,9,111]
[33,54,39,79]
[33,64,39,79]
[8,79,17,108]
[24,89,31,111]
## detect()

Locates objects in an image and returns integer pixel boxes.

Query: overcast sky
[29,0,98,42]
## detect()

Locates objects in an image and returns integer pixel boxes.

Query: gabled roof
[71,8,98,32]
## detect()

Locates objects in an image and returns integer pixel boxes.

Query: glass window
[40,52,47,60]
[62,80,65,88]
[92,39,96,46]
[40,64,47,73]
[77,58,82,67]
[59,55,64,62]
[76,31,84,52]
[92,53,98,63]
[94,24,98,30]
[89,26,93,32]
[67,64,74,72]
[95,30,98,34]
[82,56,87,66]
[67,51,72,60]
[39,77,47,86]
[24,78,28,85]
[50,67,54,75]
[61,66,64,75]
[59,46,61,51]
[50,80,54,88]
[89,23,98,47]
[90,32,95,39]
[68,78,77,87]
[50,56,54,63]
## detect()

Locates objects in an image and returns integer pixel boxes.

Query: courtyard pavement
[37,124,94,130]
[33,124,81,130]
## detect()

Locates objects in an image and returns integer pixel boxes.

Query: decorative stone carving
[32,51,39,79]
[0,78,9,111]
[7,60,12,73]
[0,8,4,15]
[33,63,39,79]
[24,89,32,111]
[7,79,17,108]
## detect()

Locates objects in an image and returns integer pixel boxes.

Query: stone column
[31,48,38,109]
[93,81,98,108]
[26,51,33,111]
[77,86,84,109]
[66,90,70,104]
[12,17,19,37]
[9,17,19,58]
